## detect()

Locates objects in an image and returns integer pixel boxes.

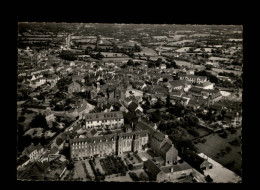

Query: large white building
[84,111,124,129]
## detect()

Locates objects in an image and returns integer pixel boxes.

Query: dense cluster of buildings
[17,23,242,182]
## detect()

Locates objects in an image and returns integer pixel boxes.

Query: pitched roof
[78,102,87,113]
[128,101,138,112]
[195,81,213,87]
[85,111,123,121]
[118,130,149,138]
[160,162,192,173]
[68,81,81,87]
[25,144,37,155]
[70,133,117,144]
[160,142,172,154]
[189,87,203,93]
[225,111,237,118]
[168,80,187,88]
[56,138,63,146]
[152,131,165,142]
[89,128,98,136]
[73,123,81,131]
[50,147,59,155]
[144,159,161,176]
[136,119,155,134]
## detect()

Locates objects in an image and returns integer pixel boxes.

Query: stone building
[84,111,124,129]
[70,130,149,159]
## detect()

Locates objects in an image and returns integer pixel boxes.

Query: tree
[85,46,93,55]
[18,115,26,122]
[166,94,171,106]
[155,58,162,67]
[163,78,168,82]
[121,64,127,69]
[59,50,76,61]
[30,113,48,129]
[148,61,155,68]
[150,110,161,123]
[127,59,134,66]
[94,52,104,60]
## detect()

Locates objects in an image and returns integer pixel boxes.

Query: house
[23,143,44,162]
[128,101,138,113]
[179,74,207,84]
[45,113,55,127]
[55,138,64,150]
[181,149,212,173]
[68,81,81,93]
[72,74,85,83]
[160,64,167,70]
[160,142,179,165]
[149,133,178,165]
[159,162,193,182]
[208,91,222,104]
[197,153,241,183]
[72,123,81,132]
[223,111,241,127]
[170,91,183,98]
[88,128,98,137]
[188,87,203,97]
[166,80,187,91]
[217,75,231,82]
[77,100,91,119]
[143,159,162,181]
[84,111,124,129]
[195,81,214,90]
[48,147,60,162]
[201,89,219,98]
[144,159,193,182]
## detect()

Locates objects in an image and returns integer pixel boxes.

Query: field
[73,162,88,180]
[167,40,195,46]
[134,47,158,56]
[175,60,193,66]
[195,128,242,175]
[212,68,242,76]
[175,47,192,53]
[194,48,214,52]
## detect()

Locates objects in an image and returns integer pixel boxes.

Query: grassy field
[212,68,242,76]
[134,47,158,56]
[175,47,192,53]
[195,128,242,175]
[175,60,193,66]
[73,162,87,180]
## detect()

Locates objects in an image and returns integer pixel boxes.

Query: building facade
[84,111,124,129]
[70,130,149,159]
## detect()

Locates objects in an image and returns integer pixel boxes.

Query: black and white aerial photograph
[17,23,243,183]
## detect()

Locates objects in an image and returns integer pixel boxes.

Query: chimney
[165,135,168,139]
[171,167,174,173]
